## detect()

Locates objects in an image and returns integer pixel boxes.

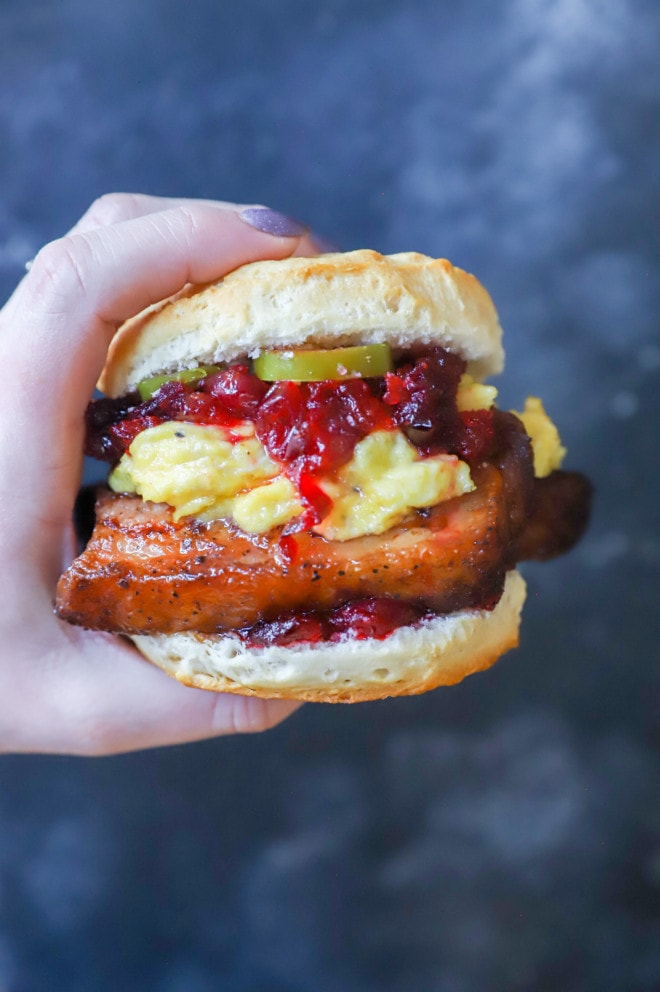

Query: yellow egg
[513,397,566,478]
[110,421,475,541]
[456,373,498,412]
[231,477,303,534]
[313,429,475,542]
[109,421,287,523]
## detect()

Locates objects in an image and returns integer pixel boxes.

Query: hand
[0,193,318,755]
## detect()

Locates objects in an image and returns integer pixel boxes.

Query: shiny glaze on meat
[55,413,591,636]
[56,461,512,634]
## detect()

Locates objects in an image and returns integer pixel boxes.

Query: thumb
[0,203,306,575]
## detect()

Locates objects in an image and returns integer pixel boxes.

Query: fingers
[2,622,301,755]
[67,191,323,258]
[0,193,317,755]
[13,201,305,347]
[8,200,318,393]
[67,192,246,234]
[0,199,312,564]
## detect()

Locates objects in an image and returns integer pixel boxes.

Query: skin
[0,193,320,755]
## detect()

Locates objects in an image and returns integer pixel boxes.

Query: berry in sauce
[239,597,426,648]
[201,364,268,418]
[254,378,391,477]
[328,597,424,641]
[384,346,466,453]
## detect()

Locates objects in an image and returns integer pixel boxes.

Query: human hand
[0,193,319,755]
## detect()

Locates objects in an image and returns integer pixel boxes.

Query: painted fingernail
[239,207,309,238]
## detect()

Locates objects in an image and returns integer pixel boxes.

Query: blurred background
[1,0,659,989]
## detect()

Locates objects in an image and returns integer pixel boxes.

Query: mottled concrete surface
[1,1,659,989]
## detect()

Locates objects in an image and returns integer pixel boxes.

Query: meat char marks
[55,413,592,636]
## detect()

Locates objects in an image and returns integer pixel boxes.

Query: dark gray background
[1,1,659,989]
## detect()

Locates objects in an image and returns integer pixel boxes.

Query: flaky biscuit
[99,250,504,397]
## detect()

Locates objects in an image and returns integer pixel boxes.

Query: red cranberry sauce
[239,586,500,649]
[84,393,143,463]
[240,597,427,648]
[382,348,494,462]
[84,349,496,473]
[254,379,389,475]
[84,368,266,462]
[202,365,268,418]
[254,378,392,527]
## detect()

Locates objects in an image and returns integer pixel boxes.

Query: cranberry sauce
[84,349,496,471]
[254,379,389,476]
[240,584,501,649]
[84,393,143,462]
[383,347,494,462]
[241,597,428,648]
[253,378,392,526]
[84,367,263,462]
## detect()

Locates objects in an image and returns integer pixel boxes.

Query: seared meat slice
[492,411,592,565]
[56,412,590,636]
[55,460,515,635]
[515,470,593,562]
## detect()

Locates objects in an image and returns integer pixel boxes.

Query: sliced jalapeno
[253,343,393,382]
[136,365,221,401]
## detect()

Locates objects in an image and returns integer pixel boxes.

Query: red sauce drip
[277,534,299,563]
[295,472,334,529]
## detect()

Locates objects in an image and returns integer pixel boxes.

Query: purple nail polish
[239,207,308,238]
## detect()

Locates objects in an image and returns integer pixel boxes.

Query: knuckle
[30,235,91,305]
[84,192,139,228]
[158,203,201,248]
[177,203,202,233]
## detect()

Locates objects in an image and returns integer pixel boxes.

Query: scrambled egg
[109,422,475,540]
[109,422,301,527]
[231,476,303,533]
[109,373,504,540]
[513,397,566,478]
[456,373,498,412]
[313,430,474,541]
[108,381,565,540]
